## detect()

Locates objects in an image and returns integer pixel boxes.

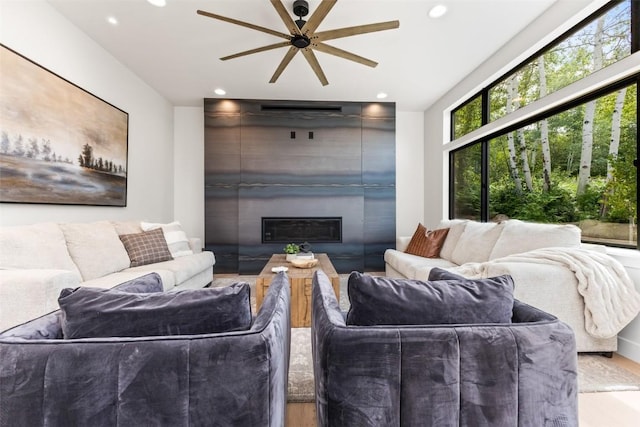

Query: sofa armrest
[0,269,81,331]
[188,237,202,253]
[396,236,411,252]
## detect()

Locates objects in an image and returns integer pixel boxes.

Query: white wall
[173,106,205,242]
[396,111,425,237]
[422,0,640,362]
[0,0,175,226]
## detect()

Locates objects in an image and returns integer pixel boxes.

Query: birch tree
[506,75,523,194]
[577,16,604,196]
[606,87,627,183]
[600,87,628,217]
[538,56,552,191]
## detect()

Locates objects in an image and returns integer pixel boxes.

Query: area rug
[211,274,640,395]
[578,354,640,393]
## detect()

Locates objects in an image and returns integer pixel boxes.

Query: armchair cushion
[345,271,514,326]
[59,281,251,339]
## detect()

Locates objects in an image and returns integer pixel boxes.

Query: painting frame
[0,44,129,207]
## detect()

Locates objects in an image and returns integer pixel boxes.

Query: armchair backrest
[0,272,291,427]
[311,270,578,427]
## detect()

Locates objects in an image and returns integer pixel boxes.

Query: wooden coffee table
[256,253,340,328]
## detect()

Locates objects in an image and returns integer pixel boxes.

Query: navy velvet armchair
[311,270,578,427]
[0,272,291,427]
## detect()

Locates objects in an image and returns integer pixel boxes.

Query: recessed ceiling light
[106,16,119,26]
[428,4,447,19]
[147,0,167,7]
[214,88,226,96]
[376,92,388,99]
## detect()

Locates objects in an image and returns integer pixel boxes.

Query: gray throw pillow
[346,271,514,326]
[59,282,252,339]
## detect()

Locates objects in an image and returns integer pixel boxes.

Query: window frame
[448,0,639,250]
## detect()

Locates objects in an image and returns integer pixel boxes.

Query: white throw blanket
[452,247,640,339]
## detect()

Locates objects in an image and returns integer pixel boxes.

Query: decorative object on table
[296,251,315,260]
[284,243,300,261]
[290,257,318,269]
[299,241,312,253]
[0,44,129,207]
[271,266,289,273]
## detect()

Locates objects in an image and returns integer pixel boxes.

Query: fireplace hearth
[262,217,342,243]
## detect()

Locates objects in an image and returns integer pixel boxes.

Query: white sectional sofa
[0,220,215,330]
[385,219,621,353]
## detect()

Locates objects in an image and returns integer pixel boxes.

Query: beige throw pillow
[60,221,131,281]
[489,219,582,259]
[140,221,194,258]
[0,223,80,274]
[450,221,505,265]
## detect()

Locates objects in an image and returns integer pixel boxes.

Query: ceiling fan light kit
[197,0,399,86]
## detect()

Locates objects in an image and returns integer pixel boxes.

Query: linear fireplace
[262,217,342,243]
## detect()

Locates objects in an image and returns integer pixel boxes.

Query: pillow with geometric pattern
[405,223,450,258]
[119,228,173,267]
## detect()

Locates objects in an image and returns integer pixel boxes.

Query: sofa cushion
[346,271,514,326]
[141,221,194,258]
[428,267,467,281]
[489,219,582,260]
[125,251,215,287]
[119,228,173,267]
[60,221,131,281]
[437,219,468,262]
[384,250,457,280]
[404,223,449,258]
[0,223,80,274]
[82,270,176,292]
[58,281,252,339]
[450,221,505,265]
[112,221,143,235]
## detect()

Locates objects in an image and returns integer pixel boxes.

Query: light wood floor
[578,353,640,427]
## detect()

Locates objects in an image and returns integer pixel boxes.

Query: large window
[450,0,638,248]
[452,143,482,220]
[490,0,631,122]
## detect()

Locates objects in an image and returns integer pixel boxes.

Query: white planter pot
[286,253,297,262]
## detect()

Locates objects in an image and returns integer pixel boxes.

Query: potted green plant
[284,243,299,261]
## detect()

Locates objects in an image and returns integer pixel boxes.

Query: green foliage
[283,243,299,254]
[490,175,577,223]
[575,178,607,219]
[605,152,638,223]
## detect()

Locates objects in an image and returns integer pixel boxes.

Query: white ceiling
[47,0,560,111]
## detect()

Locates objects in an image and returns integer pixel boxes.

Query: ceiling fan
[197,0,399,86]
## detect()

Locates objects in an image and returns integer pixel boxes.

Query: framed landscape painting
[0,44,128,206]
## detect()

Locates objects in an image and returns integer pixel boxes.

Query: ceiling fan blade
[197,9,291,40]
[221,41,291,61]
[301,0,337,35]
[270,0,302,36]
[270,46,299,83]
[313,43,378,68]
[301,48,329,86]
[315,20,400,42]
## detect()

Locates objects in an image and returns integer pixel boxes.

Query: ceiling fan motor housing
[293,0,309,18]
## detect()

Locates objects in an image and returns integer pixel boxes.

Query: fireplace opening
[262,217,342,243]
